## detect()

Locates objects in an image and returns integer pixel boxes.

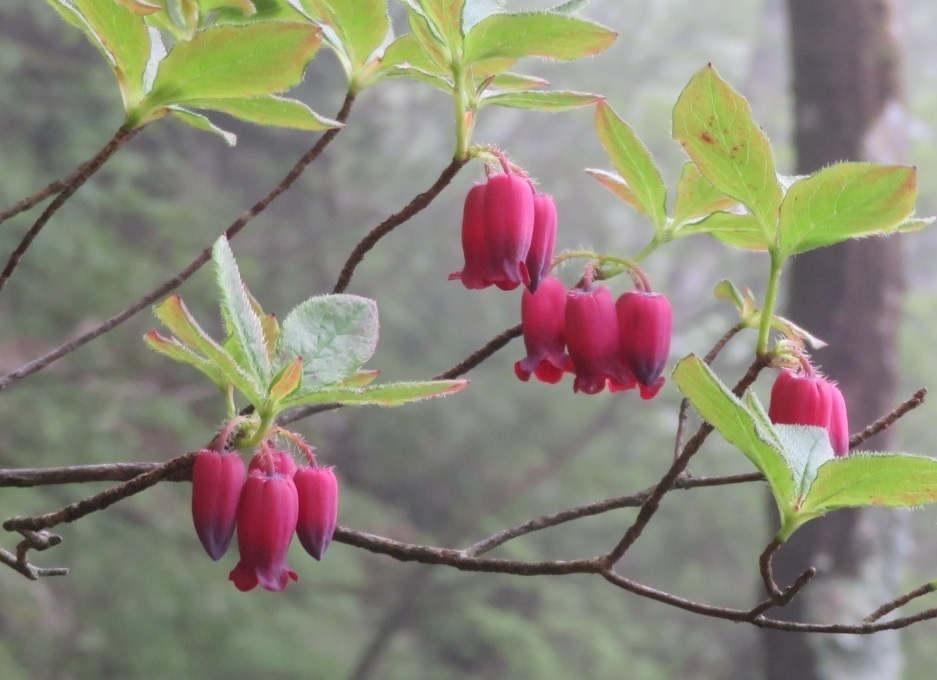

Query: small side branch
[332,156,469,294]
[864,581,937,623]
[849,387,927,449]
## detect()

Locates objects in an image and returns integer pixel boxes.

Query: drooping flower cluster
[191,444,339,592]
[768,365,850,457]
[518,280,672,398]
[449,169,556,293]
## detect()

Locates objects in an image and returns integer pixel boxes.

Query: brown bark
[763,1,906,678]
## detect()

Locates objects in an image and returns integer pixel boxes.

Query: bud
[768,368,850,457]
[191,449,247,561]
[525,193,557,293]
[483,172,534,291]
[616,291,672,399]
[248,450,297,478]
[229,473,299,592]
[294,466,339,560]
[448,183,490,289]
[565,285,635,394]
[514,277,572,384]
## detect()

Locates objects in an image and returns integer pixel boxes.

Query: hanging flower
[448,183,490,289]
[525,193,557,294]
[565,285,635,394]
[294,466,339,560]
[768,367,850,457]
[616,290,672,399]
[191,449,247,561]
[515,276,573,384]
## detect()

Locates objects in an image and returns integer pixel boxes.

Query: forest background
[3,0,937,678]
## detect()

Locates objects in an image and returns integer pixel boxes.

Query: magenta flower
[248,450,297,478]
[565,285,635,394]
[616,291,672,400]
[448,183,490,289]
[483,172,534,290]
[525,193,557,293]
[191,449,246,561]
[768,368,850,457]
[229,473,299,592]
[515,276,572,384]
[294,466,339,561]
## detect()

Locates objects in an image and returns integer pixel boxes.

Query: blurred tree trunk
[761,1,908,679]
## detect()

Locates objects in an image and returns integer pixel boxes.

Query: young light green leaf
[552,0,588,13]
[341,369,381,387]
[773,425,835,505]
[800,452,937,517]
[463,11,616,63]
[49,0,152,110]
[584,169,640,212]
[143,23,323,109]
[463,0,503,32]
[183,96,341,131]
[402,4,452,70]
[144,331,228,388]
[896,216,936,232]
[212,236,270,384]
[416,0,466,51]
[479,89,602,111]
[305,0,390,84]
[672,355,794,516]
[675,210,769,250]
[777,163,917,257]
[196,0,256,16]
[594,101,666,229]
[281,379,467,409]
[672,65,782,237]
[169,107,237,145]
[153,295,264,404]
[278,294,379,387]
[269,356,304,403]
[672,162,739,225]
[115,0,162,14]
[483,72,548,91]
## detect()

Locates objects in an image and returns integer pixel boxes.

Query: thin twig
[759,536,784,598]
[0,179,66,226]
[0,93,355,393]
[332,157,468,294]
[0,125,143,294]
[864,581,937,623]
[604,354,770,566]
[849,387,927,449]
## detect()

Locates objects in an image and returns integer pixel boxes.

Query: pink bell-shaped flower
[191,449,247,561]
[448,183,490,289]
[248,450,297,477]
[525,193,557,294]
[565,285,635,395]
[768,367,850,457]
[229,471,299,592]
[483,172,534,291]
[294,466,339,560]
[616,291,672,400]
[514,276,572,384]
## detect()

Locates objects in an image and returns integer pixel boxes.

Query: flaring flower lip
[191,450,246,561]
[229,473,299,592]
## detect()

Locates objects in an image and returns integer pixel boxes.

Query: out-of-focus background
[2,1,937,678]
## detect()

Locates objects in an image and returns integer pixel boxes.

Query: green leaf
[341,369,381,387]
[269,356,304,403]
[48,0,152,110]
[896,216,936,232]
[479,89,602,111]
[672,65,782,238]
[183,95,341,130]
[142,22,323,110]
[196,0,256,16]
[153,295,264,404]
[416,0,466,52]
[402,4,451,70]
[672,355,794,519]
[463,0,503,32]
[483,72,548,91]
[144,331,228,388]
[584,169,641,213]
[773,425,834,505]
[169,107,237,145]
[281,379,467,409]
[551,0,588,13]
[278,294,379,387]
[305,0,390,85]
[676,210,769,250]
[672,162,739,225]
[463,11,616,63]
[377,33,452,89]
[594,101,666,229]
[777,163,918,257]
[800,453,937,516]
[212,236,270,384]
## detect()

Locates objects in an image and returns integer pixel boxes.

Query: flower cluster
[191,444,339,592]
[517,279,672,398]
[450,163,672,398]
[768,365,850,457]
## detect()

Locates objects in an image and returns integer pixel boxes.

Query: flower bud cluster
[191,446,339,592]
[768,366,850,457]
[516,279,672,398]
